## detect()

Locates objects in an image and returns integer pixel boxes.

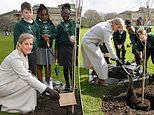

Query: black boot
[104,57,111,64]
[122,58,125,64]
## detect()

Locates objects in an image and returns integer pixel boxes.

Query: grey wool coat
[81,22,118,80]
[0,49,47,113]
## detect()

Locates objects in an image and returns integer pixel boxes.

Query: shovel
[55,65,59,76]
[55,59,59,76]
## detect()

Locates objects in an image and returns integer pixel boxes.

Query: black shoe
[75,85,78,91]
[125,61,131,65]
[64,84,70,91]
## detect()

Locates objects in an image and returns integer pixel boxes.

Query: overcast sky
[82,0,154,14]
[0,0,154,14]
[0,0,74,14]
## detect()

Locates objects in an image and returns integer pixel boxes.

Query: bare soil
[23,91,83,115]
[22,79,83,115]
[103,65,154,115]
[103,82,154,115]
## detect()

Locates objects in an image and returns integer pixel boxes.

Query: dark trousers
[63,66,73,85]
[146,47,154,64]
[135,47,154,66]
[145,47,154,68]
[28,50,37,75]
[115,45,126,63]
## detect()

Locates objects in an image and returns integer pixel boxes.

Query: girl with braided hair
[36,4,57,85]
[55,3,76,91]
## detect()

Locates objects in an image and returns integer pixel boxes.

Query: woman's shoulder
[10,50,21,58]
[2,50,21,63]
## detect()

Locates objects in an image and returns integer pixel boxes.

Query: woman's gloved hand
[116,58,123,66]
[43,87,60,100]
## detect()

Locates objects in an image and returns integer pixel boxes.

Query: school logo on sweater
[42,25,50,34]
[25,25,34,34]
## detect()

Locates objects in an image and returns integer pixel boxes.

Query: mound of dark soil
[24,91,83,115]
[102,82,154,115]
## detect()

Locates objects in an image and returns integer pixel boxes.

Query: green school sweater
[147,34,154,48]
[14,18,40,51]
[134,33,154,51]
[36,19,57,48]
[113,30,126,45]
[55,19,75,49]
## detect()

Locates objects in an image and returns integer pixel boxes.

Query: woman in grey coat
[0,33,59,114]
[81,18,124,86]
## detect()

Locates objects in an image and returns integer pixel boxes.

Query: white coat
[81,22,117,80]
[0,49,47,113]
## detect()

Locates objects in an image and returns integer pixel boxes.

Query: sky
[0,0,75,14]
[82,0,154,14]
[0,0,154,15]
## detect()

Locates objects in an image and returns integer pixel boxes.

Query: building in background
[119,7,154,26]
[0,4,80,34]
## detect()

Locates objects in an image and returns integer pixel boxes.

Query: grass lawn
[79,28,154,115]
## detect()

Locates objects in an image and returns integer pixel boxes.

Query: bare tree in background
[103,12,118,21]
[81,9,103,28]
[0,16,15,35]
[81,10,118,28]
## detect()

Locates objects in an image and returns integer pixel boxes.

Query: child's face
[137,20,144,26]
[118,26,124,33]
[39,9,48,21]
[61,9,70,21]
[22,9,33,21]
[138,33,147,42]
[113,23,122,32]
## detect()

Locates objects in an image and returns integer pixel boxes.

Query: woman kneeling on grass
[0,33,59,114]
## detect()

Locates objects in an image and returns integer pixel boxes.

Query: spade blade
[55,66,59,76]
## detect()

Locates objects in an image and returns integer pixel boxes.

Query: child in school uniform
[36,4,57,85]
[135,29,154,66]
[14,2,40,75]
[55,3,76,91]
[113,27,126,64]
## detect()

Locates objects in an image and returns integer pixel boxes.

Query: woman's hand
[45,87,60,100]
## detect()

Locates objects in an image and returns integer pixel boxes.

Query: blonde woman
[0,33,59,114]
[81,18,124,86]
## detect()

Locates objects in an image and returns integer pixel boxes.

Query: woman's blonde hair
[108,17,125,27]
[16,33,34,50]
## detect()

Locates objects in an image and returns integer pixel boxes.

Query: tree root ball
[136,98,151,111]
[127,97,151,111]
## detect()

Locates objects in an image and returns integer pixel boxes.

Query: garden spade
[55,59,59,76]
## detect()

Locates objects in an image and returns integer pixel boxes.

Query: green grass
[79,28,154,115]
[0,35,14,63]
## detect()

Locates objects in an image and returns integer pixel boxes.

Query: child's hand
[42,34,50,47]
[69,35,76,43]
[42,34,50,41]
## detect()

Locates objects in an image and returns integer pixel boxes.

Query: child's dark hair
[36,4,53,24]
[21,2,32,12]
[137,17,143,22]
[62,3,71,11]
[125,19,131,26]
